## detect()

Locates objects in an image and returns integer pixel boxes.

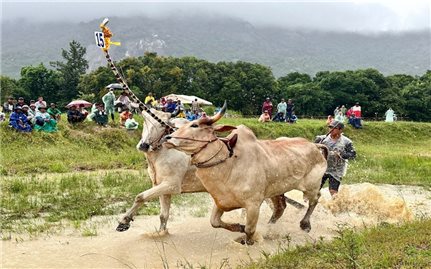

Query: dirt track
[2,183,430,269]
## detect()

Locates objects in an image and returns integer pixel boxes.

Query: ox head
[137,108,179,152]
[164,101,236,154]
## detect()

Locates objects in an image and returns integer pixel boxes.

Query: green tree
[0,76,26,103]
[51,40,88,104]
[281,83,333,116]
[403,73,431,121]
[278,72,312,88]
[19,64,61,104]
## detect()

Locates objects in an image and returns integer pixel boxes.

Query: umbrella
[106,83,124,89]
[163,94,213,106]
[66,100,92,108]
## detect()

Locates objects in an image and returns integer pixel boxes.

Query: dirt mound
[2,183,430,269]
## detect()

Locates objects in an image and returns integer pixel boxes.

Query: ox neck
[191,139,231,168]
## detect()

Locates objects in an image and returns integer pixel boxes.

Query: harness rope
[103,51,175,132]
[170,136,232,168]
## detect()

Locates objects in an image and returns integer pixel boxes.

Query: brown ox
[165,103,327,244]
[116,108,294,233]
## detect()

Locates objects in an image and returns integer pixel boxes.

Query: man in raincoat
[385,108,395,122]
[103,88,116,122]
[9,106,32,132]
[34,106,57,132]
[125,113,139,130]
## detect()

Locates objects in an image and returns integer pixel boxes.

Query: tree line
[1,41,430,121]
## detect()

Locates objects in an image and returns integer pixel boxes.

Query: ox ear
[213,125,237,133]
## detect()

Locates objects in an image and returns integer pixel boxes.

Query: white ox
[165,103,328,244]
[116,108,290,233]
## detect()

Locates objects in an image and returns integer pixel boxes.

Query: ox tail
[315,144,329,160]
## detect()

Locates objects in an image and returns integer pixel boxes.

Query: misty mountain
[2,16,430,78]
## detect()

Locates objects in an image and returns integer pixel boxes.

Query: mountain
[1,16,430,78]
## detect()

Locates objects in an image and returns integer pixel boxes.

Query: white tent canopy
[163,94,213,106]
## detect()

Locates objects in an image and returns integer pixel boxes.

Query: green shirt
[47,108,61,117]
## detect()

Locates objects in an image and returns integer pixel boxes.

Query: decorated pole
[95,18,174,129]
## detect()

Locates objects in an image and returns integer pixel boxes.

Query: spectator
[173,100,185,118]
[93,104,108,126]
[47,103,62,121]
[102,87,116,122]
[144,92,156,107]
[3,97,15,113]
[191,98,200,114]
[16,97,26,108]
[315,121,356,197]
[125,113,139,130]
[289,112,298,123]
[88,103,99,121]
[119,107,132,127]
[262,97,273,116]
[286,99,295,123]
[335,111,346,123]
[385,108,395,123]
[21,105,31,123]
[258,110,271,123]
[340,105,347,115]
[348,114,362,129]
[35,96,47,111]
[186,109,197,121]
[165,99,176,113]
[117,91,131,111]
[276,98,287,121]
[159,97,167,111]
[67,105,85,124]
[78,104,89,119]
[9,106,32,132]
[326,115,334,126]
[27,103,37,125]
[272,112,285,122]
[350,103,363,129]
[334,106,340,117]
[35,106,57,132]
[352,102,362,118]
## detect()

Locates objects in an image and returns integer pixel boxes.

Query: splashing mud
[2,183,430,268]
[321,183,413,222]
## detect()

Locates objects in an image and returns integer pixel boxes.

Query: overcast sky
[2,0,430,32]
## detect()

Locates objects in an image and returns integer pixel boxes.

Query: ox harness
[171,134,238,168]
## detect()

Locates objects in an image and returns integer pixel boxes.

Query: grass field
[241,219,431,269]
[1,117,430,267]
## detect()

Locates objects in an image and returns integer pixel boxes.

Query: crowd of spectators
[1,85,213,133]
[259,97,297,124]
[333,102,363,129]
[0,90,402,135]
[2,96,59,133]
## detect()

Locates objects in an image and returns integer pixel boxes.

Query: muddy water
[2,183,430,269]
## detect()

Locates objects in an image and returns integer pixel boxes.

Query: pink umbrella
[66,100,92,108]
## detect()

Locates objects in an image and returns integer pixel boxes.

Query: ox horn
[201,100,227,125]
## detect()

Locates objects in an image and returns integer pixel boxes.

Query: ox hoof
[300,221,311,233]
[116,222,130,232]
[235,236,255,245]
[240,238,255,245]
